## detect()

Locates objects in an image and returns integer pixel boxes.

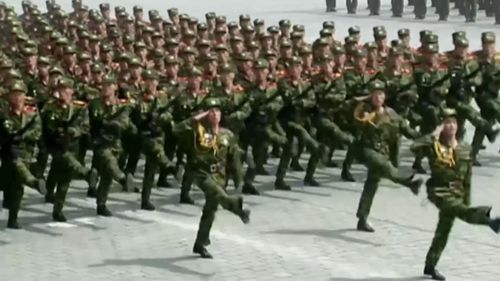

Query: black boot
[7,210,21,229]
[45,193,55,204]
[357,218,375,232]
[424,264,446,280]
[412,162,427,174]
[274,179,291,191]
[239,209,251,224]
[290,159,304,171]
[488,217,500,233]
[97,204,112,217]
[341,169,356,182]
[242,183,260,195]
[87,188,97,198]
[141,201,156,211]
[119,173,134,192]
[52,209,67,222]
[180,194,195,204]
[255,166,269,175]
[304,176,320,187]
[473,159,482,167]
[193,243,213,259]
[403,175,423,195]
[156,177,171,188]
[486,128,500,143]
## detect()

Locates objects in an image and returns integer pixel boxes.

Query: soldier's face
[335,54,346,67]
[39,64,50,76]
[102,84,117,97]
[26,55,37,67]
[7,93,25,109]
[166,65,179,76]
[59,88,73,104]
[370,91,385,107]
[442,117,457,137]
[289,65,302,78]
[255,68,268,81]
[220,72,235,85]
[207,108,221,125]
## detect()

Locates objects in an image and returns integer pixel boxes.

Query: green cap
[0,60,13,69]
[425,44,439,54]
[102,74,117,85]
[237,52,253,61]
[128,57,142,66]
[254,58,269,69]
[64,45,77,54]
[134,41,147,49]
[280,39,292,48]
[263,50,277,58]
[319,28,333,37]
[142,69,159,80]
[299,45,312,55]
[291,31,303,39]
[203,97,221,109]
[348,26,360,35]
[318,38,330,46]
[78,52,91,61]
[353,49,367,58]
[188,67,203,77]
[165,55,179,65]
[441,108,458,119]
[345,36,357,45]
[323,21,335,29]
[197,39,211,47]
[455,37,469,48]
[57,77,74,88]
[165,38,179,46]
[38,56,51,65]
[419,30,432,40]
[364,42,377,50]
[374,29,387,39]
[452,31,466,42]
[481,32,495,44]
[318,53,334,63]
[9,80,27,93]
[398,28,410,38]
[218,63,235,74]
[267,26,280,34]
[424,34,438,44]
[289,56,303,66]
[279,19,291,27]
[49,66,64,75]
[369,80,385,92]
[388,47,403,57]
[91,63,104,73]
[6,69,22,79]
[21,47,37,55]
[332,45,346,54]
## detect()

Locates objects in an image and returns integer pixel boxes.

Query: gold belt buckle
[210,164,218,173]
[449,181,461,190]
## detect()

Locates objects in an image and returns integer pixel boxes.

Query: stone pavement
[1,139,500,281]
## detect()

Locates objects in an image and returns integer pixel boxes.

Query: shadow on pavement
[330,276,426,281]
[89,255,215,278]
[264,227,383,247]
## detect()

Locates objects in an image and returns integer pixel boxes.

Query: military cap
[419,30,432,40]
[202,53,218,63]
[267,26,279,34]
[168,8,179,16]
[117,11,128,18]
[299,45,312,55]
[78,31,90,39]
[91,63,104,73]
[49,66,64,75]
[214,26,227,34]
[123,35,135,44]
[320,28,333,37]
[89,34,100,42]
[323,21,335,29]
[72,0,81,5]
[214,44,228,51]
[229,36,243,44]
[455,37,469,48]
[241,25,255,34]
[203,97,221,109]
[390,39,401,47]
[142,69,158,80]
[279,19,291,27]
[134,41,147,49]
[188,17,199,25]
[56,37,69,46]
[262,50,277,58]
[289,56,303,66]
[440,108,458,119]
[165,55,179,65]
[369,80,385,92]
[24,39,37,48]
[128,57,142,66]
[78,52,91,61]
[165,38,179,46]
[68,20,78,28]
[41,25,53,33]
[318,53,334,62]
[125,15,134,22]
[102,74,116,85]
[6,69,23,80]
[291,32,303,39]
[344,36,357,44]
[188,67,203,77]
[247,41,259,50]
[318,38,330,46]
[227,21,239,30]
[353,48,368,58]
[254,18,265,26]
[197,23,208,31]
[239,14,251,21]
[280,39,292,48]
[236,52,252,61]
[481,32,495,43]
[133,5,142,12]
[452,31,466,42]
[374,29,387,39]
[108,29,121,39]
[99,3,110,10]
[215,15,226,24]
[424,34,438,44]
[21,47,37,55]
[332,45,346,54]
[57,77,74,88]
[64,45,77,54]
[196,39,210,48]
[373,26,385,33]
[181,46,196,55]
[8,80,27,94]
[16,34,29,42]
[184,29,196,38]
[151,32,162,39]
[143,26,155,34]
[425,44,439,54]
[169,26,180,35]
[79,5,88,11]
[259,32,272,40]
[218,63,235,74]
[205,12,215,19]
[38,56,51,65]
[388,47,403,56]
[254,58,269,69]
[294,24,305,32]
[115,6,125,13]
[364,42,377,50]
[348,26,360,35]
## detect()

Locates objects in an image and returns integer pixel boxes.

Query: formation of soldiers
[2,0,500,279]
[325,0,500,23]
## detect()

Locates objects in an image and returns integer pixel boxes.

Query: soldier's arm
[172,117,194,137]
[21,113,42,142]
[410,134,433,158]
[398,115,420,140]
[69,107,90,138]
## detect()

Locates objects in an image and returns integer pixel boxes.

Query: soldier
[392,0,405,16]
[411,109,500,281]
[42,77,98,222]
[326,0,337,12]
[353,80,422,232]
[369,0,381,15]
[414,0,427,18]
[0,81,46,229]
[347,0,359,14]
[275,57,321,189]
[436,0,450,20]
[89,75,134,216]
[464,0,477,22]
[173,97,250,259]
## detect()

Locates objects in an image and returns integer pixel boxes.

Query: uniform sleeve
[22,113,42,142]
[172,118,194,137]
[410,134,434,158]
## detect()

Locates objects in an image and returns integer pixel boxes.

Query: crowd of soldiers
[2,0,500,279]
[325,0,500,23]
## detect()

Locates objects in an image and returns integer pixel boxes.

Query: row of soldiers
[2,1,500,277]
[325,0,500,23]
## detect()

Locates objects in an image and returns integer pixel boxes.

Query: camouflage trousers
[425,182,491,267]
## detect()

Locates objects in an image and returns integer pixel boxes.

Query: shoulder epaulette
[234,84,245,93]
[24,105,37,113]
[73,100,87,107]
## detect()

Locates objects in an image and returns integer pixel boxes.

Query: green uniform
[173,118,248,250]
[411,134,496,269]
